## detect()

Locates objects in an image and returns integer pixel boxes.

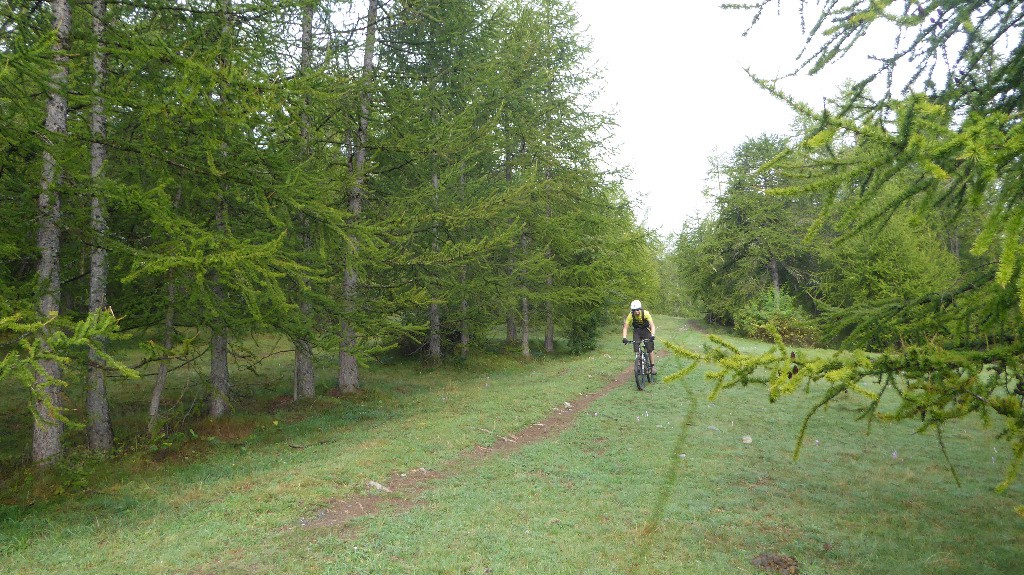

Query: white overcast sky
[572,0,887,236]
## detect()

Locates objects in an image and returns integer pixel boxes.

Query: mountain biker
[622,300,656,374]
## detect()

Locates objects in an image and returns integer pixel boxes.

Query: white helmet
[630,300,642,310]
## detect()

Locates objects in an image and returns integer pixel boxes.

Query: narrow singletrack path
[301,351,670,530]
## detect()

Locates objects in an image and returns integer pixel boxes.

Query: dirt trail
[301,351,666,530]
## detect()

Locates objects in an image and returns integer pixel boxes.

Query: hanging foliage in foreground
[667,0,1024,504]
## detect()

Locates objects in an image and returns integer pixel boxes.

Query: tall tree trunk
[457,171,469,361]
[208,0,234,416]
[768,257,781,309]
[544,189,554,353]
[521,297,530,357]
[86,0,113,452]
[520,224,530,357]
[339,0,377,393]
[428,302,441,361]
[208,202,230,414]
[338,284,359,392]
[149,280,175,434]
[503,149,518,347]
[460,267,469,360]
[294,241,316,398]
[209,323,230,418]
[545,298,554,353]
[293,1,316,400]
[348,0,377,316]
[428,171,441,363]
[294,312,316,399]
[32,0,72,465]
[149,186,182,433]
[948,231,960,257]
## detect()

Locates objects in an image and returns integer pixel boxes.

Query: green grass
[0,316,1021,574]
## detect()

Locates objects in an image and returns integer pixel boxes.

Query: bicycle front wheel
[635,359,645,391]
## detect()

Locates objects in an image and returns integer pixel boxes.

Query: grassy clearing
[1,316,1021,574]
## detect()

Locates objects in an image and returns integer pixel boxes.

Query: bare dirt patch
[751,551,799,574]
[300,354,664,530]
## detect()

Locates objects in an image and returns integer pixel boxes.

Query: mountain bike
[626,338,654,391]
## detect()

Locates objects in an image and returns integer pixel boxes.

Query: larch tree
[372,0,517,363]
[490,0,573,357]
[337,0,378,393]
[111,0,323,419]
[685,134,820,328]
[32,0,73,464]
[86,0,114,452]
[291,0,319,400]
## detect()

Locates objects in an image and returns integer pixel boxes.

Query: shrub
[566,308,603,354]
[733,290,819,346]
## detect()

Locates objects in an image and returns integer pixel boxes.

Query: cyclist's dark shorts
[633,328,653,353]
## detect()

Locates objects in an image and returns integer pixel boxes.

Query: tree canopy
[0,0,655,465]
